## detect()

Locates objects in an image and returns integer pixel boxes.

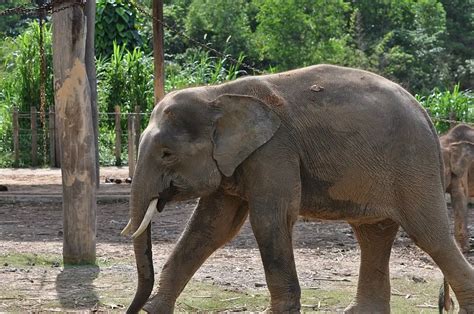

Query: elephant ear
[211,94,281,177]
[449,141,474,177]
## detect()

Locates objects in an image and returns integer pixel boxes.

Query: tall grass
[0,21,53,167]
[165,48,246,91]
[416,84,474,133]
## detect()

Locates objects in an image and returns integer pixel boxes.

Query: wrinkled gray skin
[126,65,474,313]
[440,124,474,253]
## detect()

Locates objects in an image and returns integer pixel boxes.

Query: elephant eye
[161,149,173,159]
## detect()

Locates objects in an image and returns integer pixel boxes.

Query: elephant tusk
[120,219,132,236]
[131,199,158,239]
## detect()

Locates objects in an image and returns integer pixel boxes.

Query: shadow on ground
[56,265,100,310]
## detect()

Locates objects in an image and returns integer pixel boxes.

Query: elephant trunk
[126,175,156,313]
[127,226,154,313]
[125,166,176,313]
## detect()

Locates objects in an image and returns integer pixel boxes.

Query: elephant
[440,124,474,253]
[122,64,474,313]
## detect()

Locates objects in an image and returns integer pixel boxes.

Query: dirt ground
[0,168,473,312]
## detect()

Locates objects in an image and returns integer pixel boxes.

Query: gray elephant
[122,64,474,313]
[440,124,474,253]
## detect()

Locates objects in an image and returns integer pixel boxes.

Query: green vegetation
[96,0,144,57]
[0,252,116,268]
[0,20,53,167]
[0,0,472,167]
[0,252,61,267]
[417,85,474,134]
[0,250,446,313]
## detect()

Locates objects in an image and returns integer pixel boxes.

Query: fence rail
[10,106,144,177]
[7,106,473,175]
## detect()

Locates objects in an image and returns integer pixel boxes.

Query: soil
[0,167,473,312]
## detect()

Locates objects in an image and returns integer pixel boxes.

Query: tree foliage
[96,0,143,57]
[0,0,472,167]
[87,0,474,92]
[184,0,254,60]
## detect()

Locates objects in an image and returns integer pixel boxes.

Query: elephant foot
[344,301,390,314]
[142,297,174,314]
[459,305,474,314]
[268,299,301,313]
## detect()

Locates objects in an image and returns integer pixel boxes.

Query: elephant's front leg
[245,155,302,312]
[451,175,470,253]
[143,192,248,313]
[250,198,301,312]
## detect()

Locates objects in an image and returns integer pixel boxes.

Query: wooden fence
[11,105,144,177]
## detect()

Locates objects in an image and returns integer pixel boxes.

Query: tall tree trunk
[52,0,97,264]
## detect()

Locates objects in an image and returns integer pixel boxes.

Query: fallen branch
[313,277,351,282]
[416,304,437,309]
[220,297,241,302]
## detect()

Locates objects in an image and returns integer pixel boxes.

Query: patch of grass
[0,252,61,267]
[0,252,445,313]
[0,253,119,268]
[174,278,442,312]
[177,282,269,312]
[390,278,442,313]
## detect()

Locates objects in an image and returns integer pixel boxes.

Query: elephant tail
[438,278,454,313]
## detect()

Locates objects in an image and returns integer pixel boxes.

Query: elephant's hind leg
[397,196,474,313]
[344,219,399,314]
[451,175,470,253]
[143,192,248,313]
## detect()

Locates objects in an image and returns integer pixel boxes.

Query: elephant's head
[442,140,474,189]
[449,141,474,178]
[122,88,281,312]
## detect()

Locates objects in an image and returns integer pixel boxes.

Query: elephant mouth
[156,181,178,212]
[121,182,178,238]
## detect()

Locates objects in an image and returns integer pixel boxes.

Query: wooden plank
[12,107,19,167]
[31,106,38,167]
[52,0,97,265]
[48,108,56,167]
[114,106,122,166]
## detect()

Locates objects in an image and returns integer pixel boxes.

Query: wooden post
[134,105,141,157]
[48,108,56,167]
[153,0,165,104]
[52,0,97,265]
[31,106,38,167]
[12,107,19,167]
[128,114,135,178]
[85,0,99,187]
[114,106,122,166]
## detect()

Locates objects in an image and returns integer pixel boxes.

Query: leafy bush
[185,0,254,61]
[96,0,144,57]
[0,21,53,167]
[165,48,245,90]
[416,84,474,133]
[254,0,355,70]
[0,21,54,113]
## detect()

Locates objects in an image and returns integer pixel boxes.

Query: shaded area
[56,265,100,310]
